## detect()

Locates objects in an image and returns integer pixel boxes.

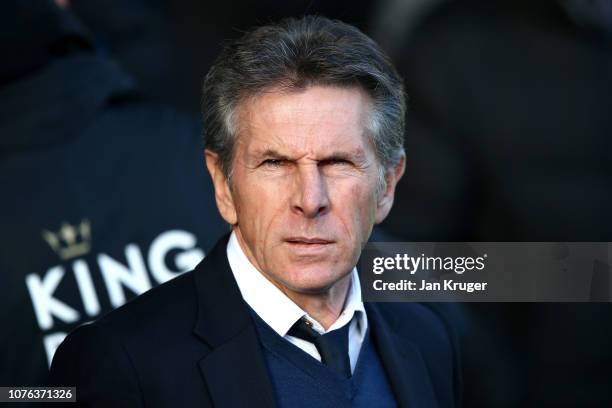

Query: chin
[281,265,351,293]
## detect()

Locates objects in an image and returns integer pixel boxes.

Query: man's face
[206,85,403,295]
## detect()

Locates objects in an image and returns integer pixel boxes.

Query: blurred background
[1,0,611,406]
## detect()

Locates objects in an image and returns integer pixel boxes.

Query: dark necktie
[288,317,351,378]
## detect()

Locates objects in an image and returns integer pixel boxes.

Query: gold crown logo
[42,219,92,260]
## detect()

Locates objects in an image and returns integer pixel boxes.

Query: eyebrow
[255,149,292,161]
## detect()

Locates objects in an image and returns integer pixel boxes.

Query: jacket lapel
[366,303,439,408]
[192,235,277,408]
[197,325,276,408]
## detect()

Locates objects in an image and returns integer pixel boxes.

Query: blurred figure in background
[381,0,612,406]
[0,0,226,386]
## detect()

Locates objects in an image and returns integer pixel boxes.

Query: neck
[279,274,352,330]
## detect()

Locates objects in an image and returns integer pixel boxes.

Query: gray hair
[202,15,406,181]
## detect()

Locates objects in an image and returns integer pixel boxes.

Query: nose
[291,164,330,218]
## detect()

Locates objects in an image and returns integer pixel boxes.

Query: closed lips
[285,238,333,244]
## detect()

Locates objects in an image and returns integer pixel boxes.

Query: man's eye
[321,158,351,166]
[262,159,284,167]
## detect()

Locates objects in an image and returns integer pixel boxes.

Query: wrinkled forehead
[234,85,376,158]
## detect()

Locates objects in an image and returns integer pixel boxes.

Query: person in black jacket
[0,0,227,387]
[48,16,461,407]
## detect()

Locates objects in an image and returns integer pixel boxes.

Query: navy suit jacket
[49,236,461,407]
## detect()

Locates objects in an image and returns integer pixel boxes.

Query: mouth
[283,237,336,258]
[284,237,334,245]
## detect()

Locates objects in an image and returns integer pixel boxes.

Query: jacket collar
[192,234,251,347]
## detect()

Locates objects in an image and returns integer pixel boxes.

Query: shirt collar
[226,230,368,337]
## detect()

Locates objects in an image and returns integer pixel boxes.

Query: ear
[375,152,406,224]
[205,150,238,225]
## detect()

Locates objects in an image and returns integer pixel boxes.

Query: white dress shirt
[226,231,368,373]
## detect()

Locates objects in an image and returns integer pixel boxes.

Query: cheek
[235,182,287,239]
[333,181,378,238]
